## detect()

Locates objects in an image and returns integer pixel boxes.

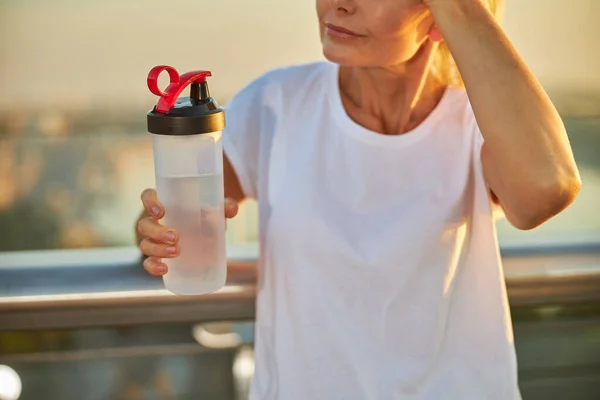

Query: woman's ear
[428,24,444,43]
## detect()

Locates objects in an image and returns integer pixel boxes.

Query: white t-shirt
[222,62,521,400]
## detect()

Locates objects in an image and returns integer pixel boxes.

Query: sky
[0,0,598,114]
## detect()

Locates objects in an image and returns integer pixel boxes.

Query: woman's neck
[338,45,446,135]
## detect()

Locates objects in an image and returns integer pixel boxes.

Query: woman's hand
[138,188,239,276]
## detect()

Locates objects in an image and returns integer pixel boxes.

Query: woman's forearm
[429,0,581,228]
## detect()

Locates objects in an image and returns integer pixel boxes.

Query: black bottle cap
[146,67,226,136]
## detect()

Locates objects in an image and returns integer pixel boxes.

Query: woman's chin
[321,42,383,68]
[322,46,360,67]
[322,52,379,68]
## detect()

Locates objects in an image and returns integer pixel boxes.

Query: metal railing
[0,242,599,331]
[0,243,599,400]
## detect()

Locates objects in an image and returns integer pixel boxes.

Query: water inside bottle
[155,174,226,294]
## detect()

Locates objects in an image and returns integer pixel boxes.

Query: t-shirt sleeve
[221,80,265,200]
[464,100,506,220]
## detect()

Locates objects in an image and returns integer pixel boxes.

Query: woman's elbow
[506,172,582,231]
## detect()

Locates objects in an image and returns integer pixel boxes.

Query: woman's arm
[427,0,581,230]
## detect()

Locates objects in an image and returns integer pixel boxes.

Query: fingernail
[152,206,161,216]
[167,246,177,254]
[156,265,165,274]
[165,231,175,242]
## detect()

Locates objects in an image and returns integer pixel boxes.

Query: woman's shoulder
[437,86,478,130]
[240,61,334,100]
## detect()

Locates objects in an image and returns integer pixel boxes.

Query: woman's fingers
[140,188,174,277]
[141,188,165,219]
[143,256,168,276]
[137,216,178,245]
[140,191,235,278]
[225,198,239,219]
[139,238,180,258]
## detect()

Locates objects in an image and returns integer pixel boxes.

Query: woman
[137,0,581,398]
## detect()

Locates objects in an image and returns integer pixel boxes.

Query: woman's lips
[325,23,366,39]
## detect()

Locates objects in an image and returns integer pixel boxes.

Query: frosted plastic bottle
[147,66,227,295]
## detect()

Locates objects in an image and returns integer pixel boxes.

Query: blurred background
[0,0,599,399]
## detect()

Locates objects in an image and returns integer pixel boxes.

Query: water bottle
[147,65,226,295]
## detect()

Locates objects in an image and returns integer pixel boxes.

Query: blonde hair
[432,0,504,87]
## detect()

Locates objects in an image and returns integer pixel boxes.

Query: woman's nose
[331,0,356,15]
